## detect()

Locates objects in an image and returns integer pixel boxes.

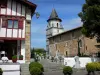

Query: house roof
[47,8,62,22]
[48,26,82,39]
[16,0,37,13]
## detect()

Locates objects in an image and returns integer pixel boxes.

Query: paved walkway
[40,59,100,75]
[40,59,63,72]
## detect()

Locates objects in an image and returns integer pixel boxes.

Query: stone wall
[49,27,99,57]
[25,21,31,62]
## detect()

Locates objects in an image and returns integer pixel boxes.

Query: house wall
[0,0,32,39]
[0,0,34,62]
[25,21,31,62]
[21,40,25,60]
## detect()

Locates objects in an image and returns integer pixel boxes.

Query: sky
[29,0,85,49]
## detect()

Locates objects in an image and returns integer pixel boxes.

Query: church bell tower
[46,8,64,56]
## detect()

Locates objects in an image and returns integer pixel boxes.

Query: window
[14,20,18,28]
[79,40,82,48]
[8,20,13,28]
[57,23,58,27]
[97,37,100,43]
[7,19,23,29]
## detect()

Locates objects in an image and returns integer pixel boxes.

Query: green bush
[86,62,100,74]
[30,67,42,75]
[94,62,100,71]
[0,68,3,75]
[63,66,73,75]
[86,63,96,73]
[29,62,44,72]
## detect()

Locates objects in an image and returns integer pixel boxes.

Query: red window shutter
[0,17,1,26]
[2,18,7,28]
[18,20,23,29]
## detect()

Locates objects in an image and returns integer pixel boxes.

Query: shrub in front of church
[30,67,42,75]
[12,55,17,63]
[0,68,3,75]
[19,55,23,60]
[29,62,44,72]
[86,62,100,75]
[95,62,100,71]
[63,66,73,75]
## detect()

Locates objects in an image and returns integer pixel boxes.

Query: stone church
[46,9,100,57]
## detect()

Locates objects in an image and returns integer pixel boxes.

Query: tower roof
[47,9,62,22]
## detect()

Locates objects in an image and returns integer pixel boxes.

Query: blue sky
[29,0,85,49]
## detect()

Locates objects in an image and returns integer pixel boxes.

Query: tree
[31,48,46,61]
[31,48,35,58]
[78,0,100,40]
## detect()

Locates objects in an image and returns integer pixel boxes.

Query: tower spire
[47,8,62,22]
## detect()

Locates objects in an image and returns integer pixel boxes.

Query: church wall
[84,38,98,55]
[49,27,99,57]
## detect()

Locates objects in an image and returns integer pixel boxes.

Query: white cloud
[62,17,83,30]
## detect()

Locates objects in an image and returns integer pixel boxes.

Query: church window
[86,46,87,50]
[79,40,82,48]
[57,23,58,27]
[66,51,68,56]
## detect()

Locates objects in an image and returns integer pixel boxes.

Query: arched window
[57,23,58,27]
[66,51,68,56]
[79,40,82,48]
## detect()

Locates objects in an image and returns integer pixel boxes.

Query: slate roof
[47,8,62,22]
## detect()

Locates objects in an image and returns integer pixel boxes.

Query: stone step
[21,73,30,75]
[20,64,30,75]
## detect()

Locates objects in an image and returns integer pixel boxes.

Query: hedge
[63,66,73,75]
[29,62,44,72]
[86,62,100,74]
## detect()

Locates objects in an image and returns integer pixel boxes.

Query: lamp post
[34,12,40,19]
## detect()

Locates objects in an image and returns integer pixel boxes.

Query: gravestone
[74,56,80,69]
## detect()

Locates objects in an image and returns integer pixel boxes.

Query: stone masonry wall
[25,21,31,62]
[49,27,99,57]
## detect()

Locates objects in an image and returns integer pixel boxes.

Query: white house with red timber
[0,0,37,63]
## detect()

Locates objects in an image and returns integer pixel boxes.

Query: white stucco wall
[0,0,26,38]
[0,65,20,75]
[12,1,16,15]
[64,57,100,68]
[1,8,6,14]
[26,8,31,20]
